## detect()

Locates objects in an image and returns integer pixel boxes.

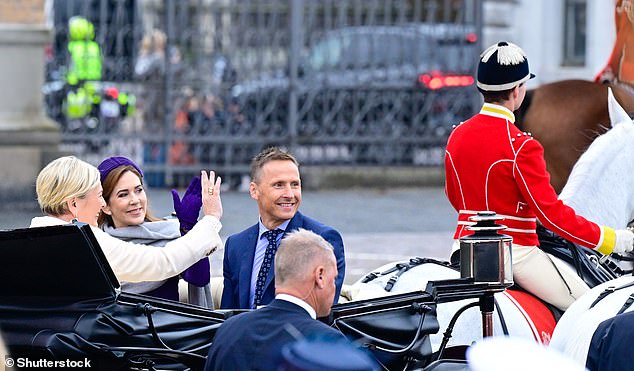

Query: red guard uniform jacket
[445,103,615,254]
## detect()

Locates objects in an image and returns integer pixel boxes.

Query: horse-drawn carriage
[0,222,510,370]
[2,220,513,370]
[0,222,624,370]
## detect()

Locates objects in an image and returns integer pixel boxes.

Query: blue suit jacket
[205,299,344,371]
[220,211,345,309]
[586,311,634,371]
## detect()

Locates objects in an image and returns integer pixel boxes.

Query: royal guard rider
[445,41,634,311]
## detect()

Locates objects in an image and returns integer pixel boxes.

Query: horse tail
[514,88,533,131]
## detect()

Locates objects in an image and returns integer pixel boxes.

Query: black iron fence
[44,0,483,187]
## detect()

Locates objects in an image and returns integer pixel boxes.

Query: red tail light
[418,71,475,90]
[466,32,478,43]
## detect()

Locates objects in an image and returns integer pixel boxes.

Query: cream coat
[30,215,222,283]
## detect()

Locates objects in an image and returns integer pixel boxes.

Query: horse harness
[360,257,453,292]
[589,279,634,315]
[583,225,634,313]
[360,257,515,338]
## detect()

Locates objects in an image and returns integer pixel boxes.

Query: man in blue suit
[205,229,345,371]
[220,147,345,309]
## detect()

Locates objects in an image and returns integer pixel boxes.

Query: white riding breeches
[512,243,589,311]
[452,241,589,311]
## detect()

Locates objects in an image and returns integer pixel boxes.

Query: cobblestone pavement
[2,187,456,284]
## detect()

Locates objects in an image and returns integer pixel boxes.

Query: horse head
[550,89,634,365]
[559,87,634,228]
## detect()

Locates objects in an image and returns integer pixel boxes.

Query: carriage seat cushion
[505,289,557,344]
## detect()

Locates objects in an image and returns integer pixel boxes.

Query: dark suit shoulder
[225,224,259,250]
[206,300,348,371]
[213,302,340,345]
[586,312,634,371]
[297,318,343,339]
[227,224,259,241]
[267,301,343,339]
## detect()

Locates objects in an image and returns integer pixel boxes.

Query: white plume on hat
[480,41,527,65]
[476,41,534,91]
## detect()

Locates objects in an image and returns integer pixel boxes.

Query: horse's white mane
[559,88,634,228]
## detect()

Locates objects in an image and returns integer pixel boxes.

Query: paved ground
[1,186,456,284]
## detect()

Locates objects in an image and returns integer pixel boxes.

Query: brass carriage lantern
[459,211,513,286]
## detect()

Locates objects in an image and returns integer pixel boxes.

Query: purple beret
[98,156,143,182]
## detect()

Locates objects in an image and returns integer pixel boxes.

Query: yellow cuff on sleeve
[596,226,616,255]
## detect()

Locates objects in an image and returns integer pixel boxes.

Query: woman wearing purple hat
[30,156,223,292]
[97,156,215,307]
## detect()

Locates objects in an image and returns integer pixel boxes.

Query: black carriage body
[0,224,511,370]
[0,224,226,370]
[329,291,441,369]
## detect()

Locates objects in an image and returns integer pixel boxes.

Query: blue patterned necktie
[253,229,284,308]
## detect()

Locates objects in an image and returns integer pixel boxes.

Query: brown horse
[515,79,634,193]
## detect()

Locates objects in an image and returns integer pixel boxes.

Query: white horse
[548,89,634,366]
[558,87,634,229]
[342,88,634,356]
[343,258,556,351]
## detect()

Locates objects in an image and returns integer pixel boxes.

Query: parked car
[230,23,479,164]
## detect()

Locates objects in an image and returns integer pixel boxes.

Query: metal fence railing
[44,0,483,188]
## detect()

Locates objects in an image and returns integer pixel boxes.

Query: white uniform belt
[457,221,535,234]
[458,210,537,222]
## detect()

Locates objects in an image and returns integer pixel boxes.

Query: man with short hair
[220,147,345,309]
[205,229,344,371]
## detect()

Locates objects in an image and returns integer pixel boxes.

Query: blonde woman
[30,156,223,283]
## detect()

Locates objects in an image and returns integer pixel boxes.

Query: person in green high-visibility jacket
[64,86,91,119]
[67,16,102,83]
[64,16,103,122]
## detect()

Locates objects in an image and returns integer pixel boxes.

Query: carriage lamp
[459,211,513,286]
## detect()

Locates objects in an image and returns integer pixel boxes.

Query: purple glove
[172,175,210,286]
[182,257,211,286]
[171,175,202,233]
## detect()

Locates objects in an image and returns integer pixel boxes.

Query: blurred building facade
[483,0,613,89]
[0,0,61,204]
[0,0,618,195]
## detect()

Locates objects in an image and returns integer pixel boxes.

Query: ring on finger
[208,186,214,195]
